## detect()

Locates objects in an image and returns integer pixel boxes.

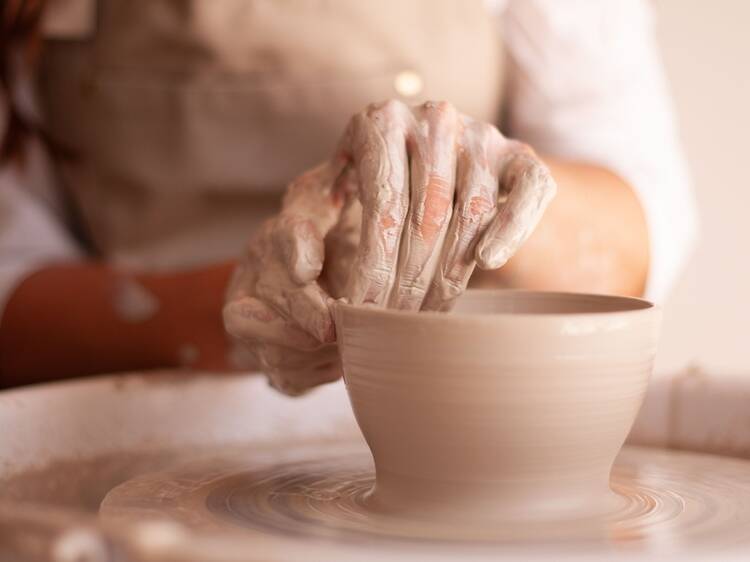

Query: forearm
[0,261,235,388]
[471,157,649,296]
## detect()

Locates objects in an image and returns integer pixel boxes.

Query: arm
[496,0,698,300]
[0,260,236,388]
[471,157,649,296]
[0,98,238,387]
[224,101,557,396]
[226,0,698,396]
[0,74,238,386]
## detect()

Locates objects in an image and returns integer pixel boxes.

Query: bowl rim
[333,289,659,322]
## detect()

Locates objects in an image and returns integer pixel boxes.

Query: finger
[253,266,336,344]
[475,150,557,270]
[388,101,459,309]
[422,120,500,311]
[257,343,342,396]
[343,100,411,306]
[223,296,322,350]
[276,161,352,285]
[266,362,343,397]
[224,259,257,302]
[286,282,336,343]
[272,216,325,285]
[321,196,363,299]
[226,160,347,359]
[257,342,339,372]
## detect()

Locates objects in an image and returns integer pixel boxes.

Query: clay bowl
[333,289,661,522]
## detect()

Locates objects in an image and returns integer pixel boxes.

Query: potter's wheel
[99,439,750,551]
[3,372,750,561]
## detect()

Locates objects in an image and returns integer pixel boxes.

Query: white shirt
[0,0,698,321]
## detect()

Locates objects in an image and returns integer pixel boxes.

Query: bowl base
[99,439,750,545]
[362,477,623,525]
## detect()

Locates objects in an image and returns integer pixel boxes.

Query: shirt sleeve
[502,0,698,301]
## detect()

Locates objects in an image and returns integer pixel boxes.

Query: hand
[340,99,556,310]
[223,100,556,395]
[223,162,349,395]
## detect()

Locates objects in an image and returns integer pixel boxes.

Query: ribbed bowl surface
[334,290,661,520]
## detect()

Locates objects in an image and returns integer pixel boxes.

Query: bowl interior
[451,290,653,316]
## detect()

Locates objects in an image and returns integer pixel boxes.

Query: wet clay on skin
[223,100,556,395]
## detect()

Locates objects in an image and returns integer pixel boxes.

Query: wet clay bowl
[333,289,661,522]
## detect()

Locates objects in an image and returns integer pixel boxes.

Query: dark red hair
[1,0,46,164]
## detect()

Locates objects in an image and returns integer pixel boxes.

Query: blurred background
[654,0,750,376]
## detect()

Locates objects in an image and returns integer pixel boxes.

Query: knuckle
[366,98,406,119]
[379,187,408,214]
[381,98,407,114]
[454,210,474,230]
[358,264,391,290]
[438,276,465,299]
[364,184,406,221]
[422,99,455,116]
[426,173,452,194]
[417,181,453,221]
[372,184,395,208]
[271,217,321,259]
[396,281,428,301]
[468,192,495,216]
[475,121,501,146]
[351,100,410,149]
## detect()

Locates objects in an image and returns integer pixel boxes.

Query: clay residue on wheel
[98,441,750,549]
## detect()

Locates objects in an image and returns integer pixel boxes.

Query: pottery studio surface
[2,291,750,562]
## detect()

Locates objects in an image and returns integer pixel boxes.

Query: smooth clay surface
[334,290,662,522]
[99,438,750,550]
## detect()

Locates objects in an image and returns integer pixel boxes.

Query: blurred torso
[39,0,504,269]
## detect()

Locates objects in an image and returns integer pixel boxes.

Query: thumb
[273,216,326,285]
[276,160,355,285]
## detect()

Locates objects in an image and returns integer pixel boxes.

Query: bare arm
[471,157,649,296]
[0,261,235,388]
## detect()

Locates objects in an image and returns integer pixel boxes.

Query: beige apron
[38,0,504,271]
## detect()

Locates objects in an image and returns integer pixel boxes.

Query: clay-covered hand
[224,100,556,395]
[341,99,557,310]
[223,162,350,395]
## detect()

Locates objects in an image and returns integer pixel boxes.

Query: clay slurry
[100,440,750,548]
